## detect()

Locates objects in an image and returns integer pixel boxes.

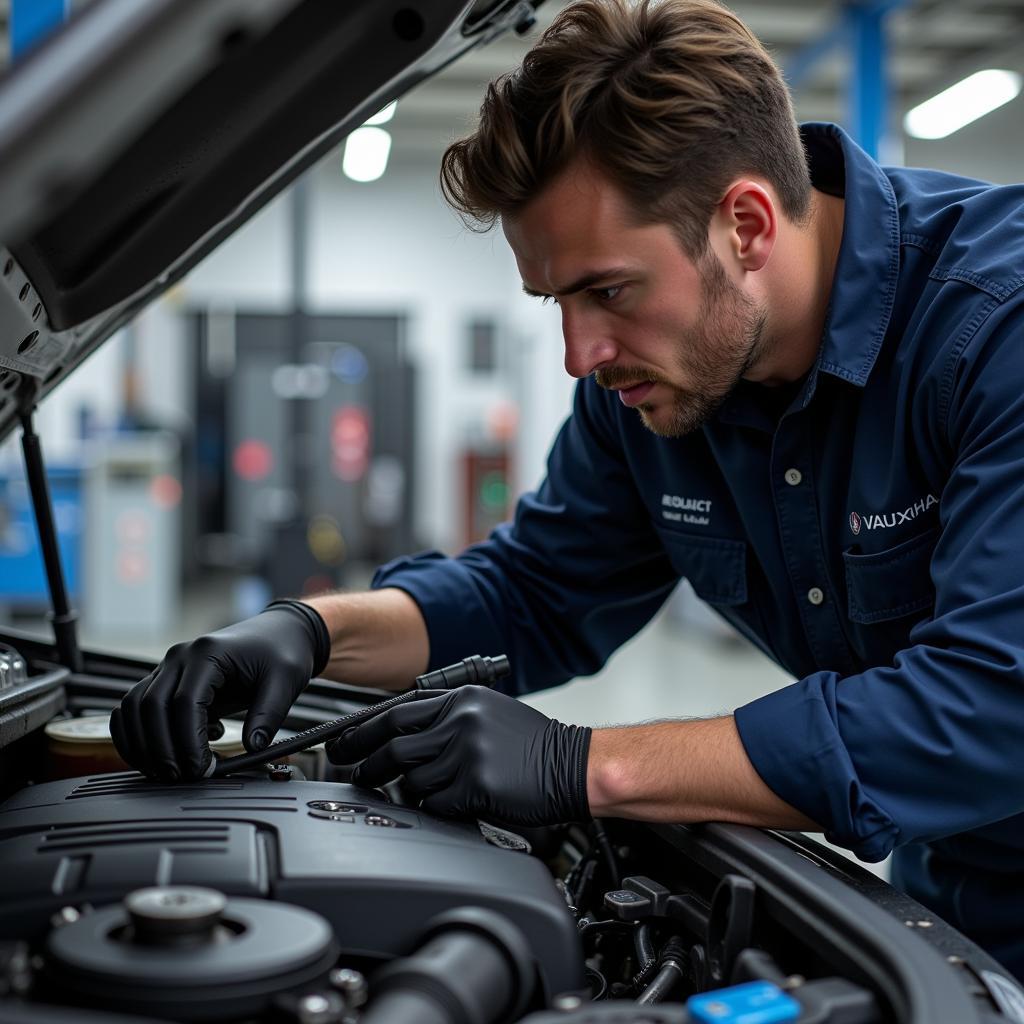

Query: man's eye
[592,285,623,302]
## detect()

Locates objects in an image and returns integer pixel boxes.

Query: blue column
[845,2,888,160]
[11,0,69,60]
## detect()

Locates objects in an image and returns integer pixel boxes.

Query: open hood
[0,0,540,441]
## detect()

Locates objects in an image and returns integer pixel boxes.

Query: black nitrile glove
[325,685,592,827]
[110,600,330,782]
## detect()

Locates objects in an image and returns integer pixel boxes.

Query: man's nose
[562,307,617,379]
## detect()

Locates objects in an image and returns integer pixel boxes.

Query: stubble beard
[600,253,770,439]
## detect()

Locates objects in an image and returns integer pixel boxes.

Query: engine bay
[0,641,1018,1024]
[1,3,1021,1021]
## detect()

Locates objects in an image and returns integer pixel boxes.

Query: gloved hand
[325,685,592,827]
[110,600,330,782]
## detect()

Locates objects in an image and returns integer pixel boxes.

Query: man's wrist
[585,727,632,817]
[265,598,331,677]
[301,593,344,642]
[296,589,430,690]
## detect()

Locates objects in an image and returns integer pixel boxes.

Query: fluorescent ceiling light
[904,69,1022,140]
[343,126,392,182]
[364,100,397,126]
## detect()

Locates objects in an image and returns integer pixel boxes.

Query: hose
[591,820,621,889]
[637,939,687,1006]
[359,908,533,1024]
[631,924,659,991]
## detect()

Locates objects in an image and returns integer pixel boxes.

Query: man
[112,0,1024,976]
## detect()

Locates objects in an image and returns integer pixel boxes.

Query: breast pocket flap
[843,527,937,624]
[656,529,747,606]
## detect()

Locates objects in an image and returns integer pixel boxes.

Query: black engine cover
[0,772,584,998]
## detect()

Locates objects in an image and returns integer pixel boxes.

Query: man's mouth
[616,382,655,407]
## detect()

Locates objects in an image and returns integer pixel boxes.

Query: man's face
[503,161,770,438]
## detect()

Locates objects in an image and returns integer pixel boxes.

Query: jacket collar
[804,122,901,388]
[713,122,901,432]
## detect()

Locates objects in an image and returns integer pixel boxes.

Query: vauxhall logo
[849,494,937,535]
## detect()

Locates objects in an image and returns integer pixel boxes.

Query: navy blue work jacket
[375,123,1024,968]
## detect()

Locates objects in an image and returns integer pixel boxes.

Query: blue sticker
[688,981,801,1024]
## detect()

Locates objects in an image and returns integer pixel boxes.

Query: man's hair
[440,0,811,257]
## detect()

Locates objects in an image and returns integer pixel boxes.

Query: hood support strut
[16,393,83,673]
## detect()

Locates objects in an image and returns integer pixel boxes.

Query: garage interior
[1,0,1023,876]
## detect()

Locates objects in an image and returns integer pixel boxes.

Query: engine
[0,769,583,1021]
[0,646,1012,1024]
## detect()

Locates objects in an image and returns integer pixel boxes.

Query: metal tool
[206,654,510,778]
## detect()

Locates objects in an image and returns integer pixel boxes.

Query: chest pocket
[843,527,937,624]
[655,528,748,606]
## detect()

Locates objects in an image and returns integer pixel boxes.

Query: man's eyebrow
[521,267,633,299]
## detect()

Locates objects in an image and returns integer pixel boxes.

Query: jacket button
[807,587,825,606]
[784,468,803,486]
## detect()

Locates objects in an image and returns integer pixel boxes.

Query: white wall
[304,159,572,548]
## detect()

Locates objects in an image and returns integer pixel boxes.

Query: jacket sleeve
[372,378,681,695]
[735,296,1024,862]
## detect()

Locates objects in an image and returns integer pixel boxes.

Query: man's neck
[759,188,845,385]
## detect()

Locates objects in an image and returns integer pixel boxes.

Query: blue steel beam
[11,0,69,60]
[846,2,887,159]
[785,0,912,159]
[785,18,848,91]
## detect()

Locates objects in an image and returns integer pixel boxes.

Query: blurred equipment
[83,433,181,636]
[462,448,512,547]
[186,312,416,595]
[0,463,81,614]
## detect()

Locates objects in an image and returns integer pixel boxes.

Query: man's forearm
[302,588,430,691]
[587,716,821,830]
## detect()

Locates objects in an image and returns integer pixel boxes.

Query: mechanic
[112,0,1024,978]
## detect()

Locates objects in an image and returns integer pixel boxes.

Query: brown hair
[440,0,811,257]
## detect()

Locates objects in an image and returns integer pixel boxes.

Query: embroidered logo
[662,493,712,527]
[849,494,937,534]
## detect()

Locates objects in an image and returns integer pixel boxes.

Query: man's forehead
[502,161,644,282]
[504,162,627,248]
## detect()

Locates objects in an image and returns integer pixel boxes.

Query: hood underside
[0,0,539,441]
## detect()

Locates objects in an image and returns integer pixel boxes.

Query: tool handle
[207,654,510,778]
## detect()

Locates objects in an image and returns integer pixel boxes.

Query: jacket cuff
[371,551,507,673]
[734,678,899,862]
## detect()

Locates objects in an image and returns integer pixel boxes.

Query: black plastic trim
[647,821,1004,1023]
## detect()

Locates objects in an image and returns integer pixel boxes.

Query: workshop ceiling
[396,0,1024,168]
[0,0,1022,170]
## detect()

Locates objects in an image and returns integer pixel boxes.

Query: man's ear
[714,180,777,272]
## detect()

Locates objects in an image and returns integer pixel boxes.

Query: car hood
[0,0,540,441]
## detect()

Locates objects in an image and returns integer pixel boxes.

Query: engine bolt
[296,993,340,1023]
[50,906,80,928]
[552,994,584,1012]
[330,968,368,1009]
